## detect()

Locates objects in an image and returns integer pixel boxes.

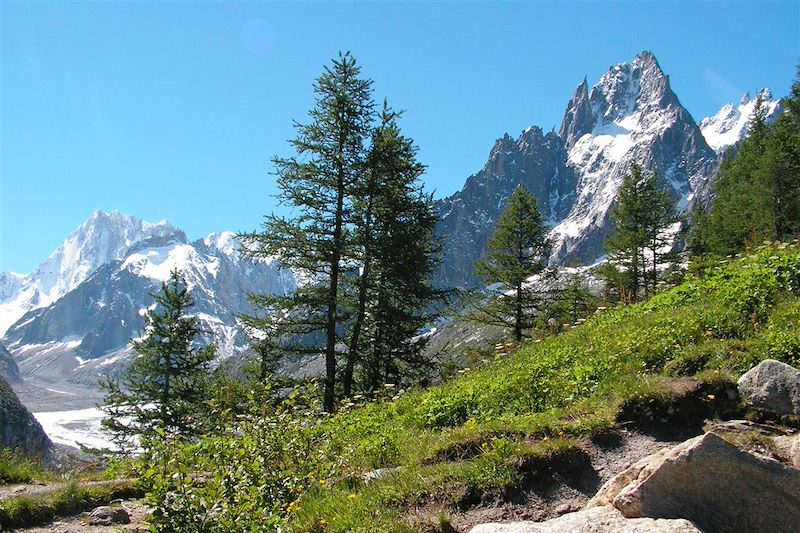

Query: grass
[0,450,53,485]
[282,243,800,532]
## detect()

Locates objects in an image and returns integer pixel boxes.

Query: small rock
[554,502,581,515]
[738,359,800,416]
[773,433,800,468]
[89,505,130,526]
[363,466,402,484]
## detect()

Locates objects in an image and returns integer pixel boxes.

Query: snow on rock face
[699,88,783,153]
[0,211,175,335]
[548,51,717,265]
[433,51,719,287]
[2,214,300,399]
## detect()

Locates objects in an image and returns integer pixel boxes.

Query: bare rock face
[468,506,700,533]
[590,432,800,533]
[0,374,51,458]
[738,359,800,416]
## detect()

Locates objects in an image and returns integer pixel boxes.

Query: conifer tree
[241,52,374,412]
[603,163,676,302]
[706,96,775,254]
[469,185,549,342]
[100,269,215,446]
[344,102,445,394]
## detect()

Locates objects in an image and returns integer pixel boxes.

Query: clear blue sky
[2,1,798,273]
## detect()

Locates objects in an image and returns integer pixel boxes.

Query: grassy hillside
[141,242,800,532]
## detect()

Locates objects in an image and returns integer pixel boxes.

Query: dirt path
[441,429,684,532]
[0,480,135,501]
[12,500,150,533]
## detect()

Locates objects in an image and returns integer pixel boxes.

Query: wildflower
[348,493,358,501]
[707,394,716,400]
[319,519,328,526]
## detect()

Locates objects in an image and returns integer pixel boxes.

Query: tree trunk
[344,187,375,397]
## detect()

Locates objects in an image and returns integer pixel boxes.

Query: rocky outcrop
[0,341,20,383]
[0,375,51,458]
[588,431,800,533]
[738,359,800,416]
[469,505,699,532]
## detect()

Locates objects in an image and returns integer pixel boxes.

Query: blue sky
[2,1,798,273]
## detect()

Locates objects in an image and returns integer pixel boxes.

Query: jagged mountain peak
[548,51,716,265]
[699,87,783,153]
[560,51,675,151]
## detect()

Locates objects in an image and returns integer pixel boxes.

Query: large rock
[589,432,800,533]
[737,359,800,416]
[468,506,699,532]
[0,375,51,458]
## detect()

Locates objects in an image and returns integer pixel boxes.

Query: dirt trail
[11,500,150,533]
[437,429,685,532]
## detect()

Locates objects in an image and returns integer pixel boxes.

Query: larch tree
[469,184,549,342]
[240,52,374,412]
[100,269,216,447]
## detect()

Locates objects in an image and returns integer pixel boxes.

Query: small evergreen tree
[468,185,549,342]
[100,269,215,447]
[604,163,676,302]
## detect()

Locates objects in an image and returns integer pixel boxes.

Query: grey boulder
[589,432,800,533]
[88,505,130,526]
[468,506,699,532]
[737,359,800,416]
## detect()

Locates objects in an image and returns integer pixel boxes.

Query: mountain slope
[699,88,783,153]
[435,127,575,288]
[0,341,20,384]
[0,211,176,335]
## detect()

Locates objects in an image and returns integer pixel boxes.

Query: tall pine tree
[344,102,445,394]
[241,52,374,412]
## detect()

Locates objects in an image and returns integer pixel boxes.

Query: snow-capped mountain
[2,212,298,396]
[0,210,176,335]
[435,51,720,287]
[699,88,783,153]
[549,51,717,265]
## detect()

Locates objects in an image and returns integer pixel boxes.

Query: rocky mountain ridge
[0,210,176,336]
[699,88,783,153]
[435,51,779,288]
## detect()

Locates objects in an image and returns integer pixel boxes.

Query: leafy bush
[142,383,337,533]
